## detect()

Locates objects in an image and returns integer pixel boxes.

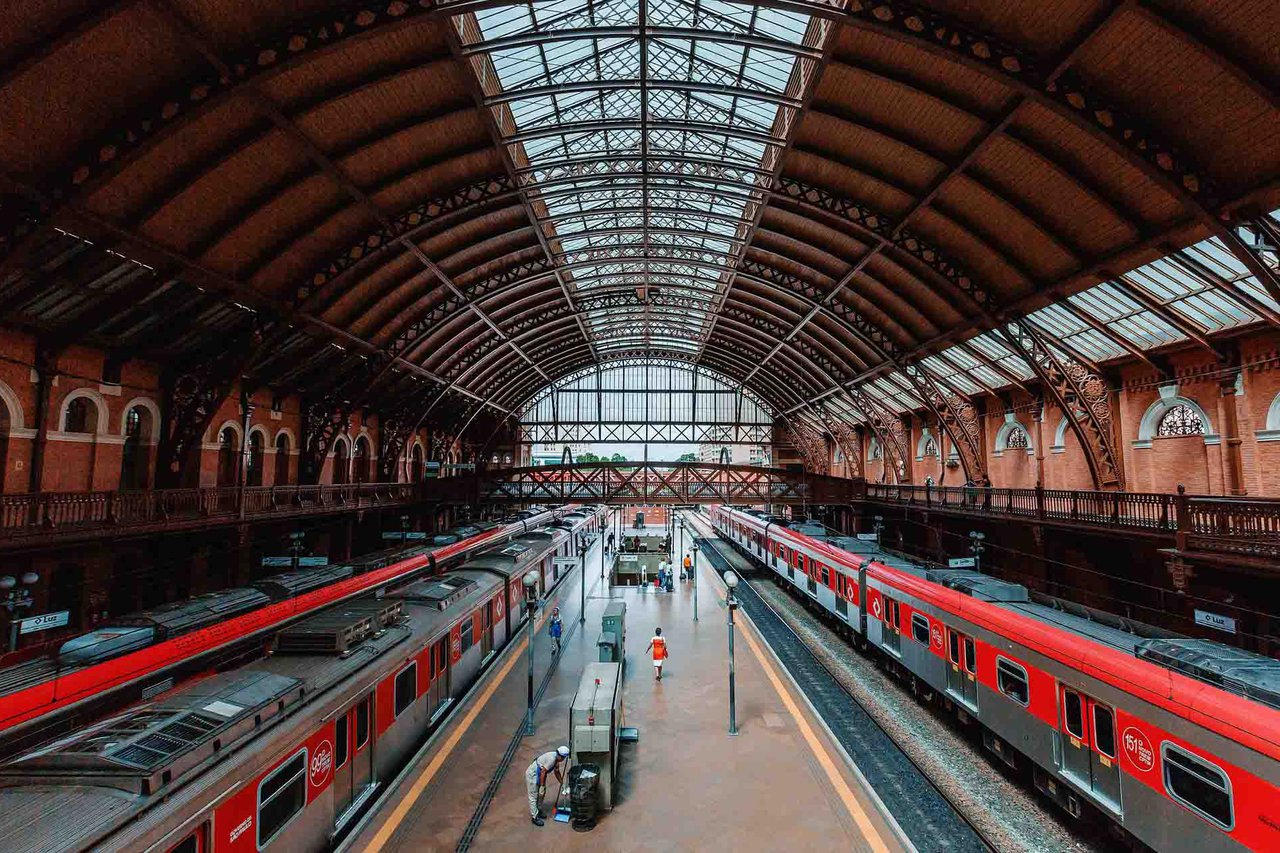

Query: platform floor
[348,519,901,853]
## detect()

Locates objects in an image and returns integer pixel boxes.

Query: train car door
[857,566,867,635]
[1088,699,1122,812]
[946,629,978,709]
[1057,685,1092,790]
[333,692,375,827]
[881,595,900,654]
[481,600,494,658]
[429,636,450,718]
[835,574,849,618]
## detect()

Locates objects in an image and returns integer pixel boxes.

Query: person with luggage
[646,627,668,680]
[682,552,692,582]
[525,745,570,825]
[548,607,563,655]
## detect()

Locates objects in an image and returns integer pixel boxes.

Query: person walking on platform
[646,627,668,680]
[548,607,563,655]
[682,552,692,582]
[525,745,569,826]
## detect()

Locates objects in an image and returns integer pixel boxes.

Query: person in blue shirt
[549,606,563,655]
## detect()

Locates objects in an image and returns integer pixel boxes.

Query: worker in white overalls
[525,745,569,826]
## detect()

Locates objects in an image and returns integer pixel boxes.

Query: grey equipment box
[570,662,623,811]
[601,601,626,660]
[597,630,619,663]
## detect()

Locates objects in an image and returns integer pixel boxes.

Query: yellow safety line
[365,567,580,850]
[685,514,890,852]
[737,624,890,852]
[366,633,526,851]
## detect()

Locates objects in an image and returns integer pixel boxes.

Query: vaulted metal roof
[0,0,1277,446]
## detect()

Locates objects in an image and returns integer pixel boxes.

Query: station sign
[1194,609,1237,634]
[261,556,329,568]
[856,533,879,541]
[947,557,976,568]
[18,611,69,634]
[618,554,638,562]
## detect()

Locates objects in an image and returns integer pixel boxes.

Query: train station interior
[0,1,1277,851]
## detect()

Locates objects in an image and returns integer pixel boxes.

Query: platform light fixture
[2,571,39,652]
[724,569,739,736]
[522,570,539,736]
[969,531,986,573]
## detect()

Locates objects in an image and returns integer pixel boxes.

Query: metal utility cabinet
[569,662,623,810]
[601,601,626,657]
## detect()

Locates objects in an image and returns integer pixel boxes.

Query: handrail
[865,483,1280,559]
[0,482,421,541]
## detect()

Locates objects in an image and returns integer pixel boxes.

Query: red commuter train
[711,505,1280,853]
[0,507,603,852]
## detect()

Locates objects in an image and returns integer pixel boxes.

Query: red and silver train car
[0,508,602,852]
[711,505,1280,852]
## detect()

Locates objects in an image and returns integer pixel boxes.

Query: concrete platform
[347,520,905,853]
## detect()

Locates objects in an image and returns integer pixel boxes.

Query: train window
[820,565,830,585]
[355,699,370,749]
[395,663,418,717]
[911,614,929,645]
[257,750,307,848]
[962,637,976,675]
[1093,705,1116,758]
[995,658,1029,706]
[459,618,475,654]
[948,630,960,665]
[1063,691,1084,739]
[167,826,204,853]
[1162,743,1233,830]
[334,711,349,769]
[891,601,901,630]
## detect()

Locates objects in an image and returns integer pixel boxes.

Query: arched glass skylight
[456,0,830,357]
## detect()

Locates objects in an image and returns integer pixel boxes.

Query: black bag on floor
[568,763,600,830]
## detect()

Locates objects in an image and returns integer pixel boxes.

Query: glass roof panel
[459,0,825,356]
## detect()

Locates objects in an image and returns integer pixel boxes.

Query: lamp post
[691,538,699,623]
[578,538,585,625]
[2,572,39,652]
[522,570,538,735]
[969,531,986,573]
[724,569,739,736]
[400,514,410,547]
[288,530,305,574]
[872,515,884,547]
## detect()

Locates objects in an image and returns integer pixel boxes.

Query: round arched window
[64,397,96,434]
[922,437,938,458]
[1157,404,1205,437]
[1006,427,1029,449]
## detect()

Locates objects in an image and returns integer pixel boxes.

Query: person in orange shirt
[646,627,668,681]
[682,553,692,581]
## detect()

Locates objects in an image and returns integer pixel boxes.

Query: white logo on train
[1122,726,1155,772]
[310,741,333,788]
[930,623,944,649]
[871,598,882,619]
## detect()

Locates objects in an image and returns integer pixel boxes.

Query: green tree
[610,453,627,463]
[578,452,600,463]
[677,452,697,462]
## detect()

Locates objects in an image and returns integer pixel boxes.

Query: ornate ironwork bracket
[1001,320,1123,488]
[845,387,910,484]
[782,416,829,476]
[155,330,261,488]
[300,396,353,485]
[899,362,989,486]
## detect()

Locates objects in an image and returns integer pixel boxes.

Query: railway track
[695,533,994,853]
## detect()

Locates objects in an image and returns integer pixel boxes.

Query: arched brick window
[1157,404,1205,437]
[922,437,938,458]
[274,433,291,486]
[333,438,350,485]
[246,430,265,486]
[353,435,371,483]
[410,443,424,482]
[120,405,152,489]
[64,397,96,434]
[868,439,882,460]
[217,427,238,486]
[1006,427,1029,449]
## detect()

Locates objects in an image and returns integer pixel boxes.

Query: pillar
[1217,376,1246,496]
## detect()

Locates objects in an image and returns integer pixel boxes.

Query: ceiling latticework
[0,0,1276,455]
